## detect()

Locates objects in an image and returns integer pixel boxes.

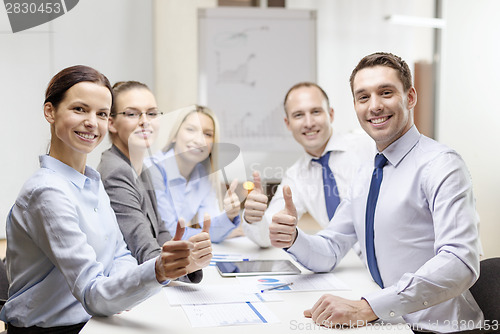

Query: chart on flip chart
[198,7,316,151]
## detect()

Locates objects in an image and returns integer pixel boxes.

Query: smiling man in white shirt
[269,52,483,333]
[243,82,373,248]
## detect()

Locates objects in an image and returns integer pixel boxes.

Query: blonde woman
[146,105,241,243]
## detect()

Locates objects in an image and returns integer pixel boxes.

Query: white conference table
[81,236,413,333]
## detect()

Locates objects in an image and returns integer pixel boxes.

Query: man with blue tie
[269,52,483,333]
[243,82,373,248]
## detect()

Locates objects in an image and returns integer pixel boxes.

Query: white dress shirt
[243,131,374,248]
[0,155,162,328]
[287,126,483,333]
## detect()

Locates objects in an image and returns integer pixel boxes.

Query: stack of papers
[164,272,350,327]
[165,284,280,327]
[182,302,280,328]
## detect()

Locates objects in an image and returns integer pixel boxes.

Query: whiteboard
[198,7,316,151]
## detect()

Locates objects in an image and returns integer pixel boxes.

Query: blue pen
[260,282,293,293]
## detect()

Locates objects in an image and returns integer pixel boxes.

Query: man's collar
[305,130,351,160]
[379,125,420,167]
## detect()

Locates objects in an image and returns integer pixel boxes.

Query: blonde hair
[163,105,223,210]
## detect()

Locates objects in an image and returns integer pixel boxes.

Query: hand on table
[224,179,241,221]
[243,171,268,224]
[304,294,378,328]
[269,185,298,248]
[187,214,213,273]
[155,220,193,282]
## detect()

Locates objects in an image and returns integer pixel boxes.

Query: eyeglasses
[112,108,164,119]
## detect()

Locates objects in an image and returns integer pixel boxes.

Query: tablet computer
[215,260,301,277]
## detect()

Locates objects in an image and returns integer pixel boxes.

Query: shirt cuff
[144,257,171,287]
[285,229,308,261]
[363,285,403,320]
[241,215,272,248]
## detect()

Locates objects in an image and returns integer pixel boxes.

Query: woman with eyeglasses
[0,67,195,334]
[97,81,211,282]
[146,105,241,243]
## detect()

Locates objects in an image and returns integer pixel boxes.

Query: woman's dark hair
[44,65,113,108]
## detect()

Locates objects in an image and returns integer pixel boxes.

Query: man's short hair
[283,82,330,116]
[349,52,413,95]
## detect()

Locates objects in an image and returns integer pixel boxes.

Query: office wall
[0,0,154,238]
[154,0,216,113]
[438,0,500,258]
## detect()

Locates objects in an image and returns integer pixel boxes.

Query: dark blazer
[98,145,202,283]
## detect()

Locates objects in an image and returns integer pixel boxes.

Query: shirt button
[423,301,428,306]
[389,311,395,317]
[94,208,98,212]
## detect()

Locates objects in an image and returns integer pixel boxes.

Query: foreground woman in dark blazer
[97,81,212,283]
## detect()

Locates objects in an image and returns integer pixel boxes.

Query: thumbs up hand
[223,179,241,221]
[155,219,193,282]
[187,214,213,272]
[202,213,211,234]
[270,185,298,248]
[173,218,185,241]
[244,171,269,224]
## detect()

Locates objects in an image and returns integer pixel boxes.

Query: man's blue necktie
[365,153,388,288]
[312,151,340,221]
